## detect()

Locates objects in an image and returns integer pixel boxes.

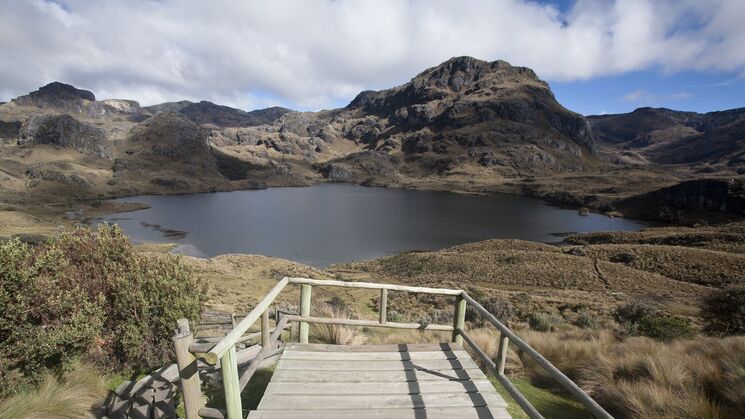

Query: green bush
[615,300,693,340]
[466,295,513,324]
[610,252,635,264]
[615,300,657,325]
[635,315,694,341]
[0,225,206,398]
[574,310,598,329]
[528,312,560,332]
[702,285,745,336]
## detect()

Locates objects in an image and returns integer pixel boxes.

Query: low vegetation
[0,362,108,418]
[702,285,745,336]
[309,302,360,345]
[0,225,206,400]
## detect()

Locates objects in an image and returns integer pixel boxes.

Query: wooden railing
[172,277,613,419]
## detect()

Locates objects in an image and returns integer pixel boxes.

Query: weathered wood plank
[287,277,462,296]
[280,349,472,361]
[263,379,503,399]
[284,342,462,352]
[276,357,480,371]
[247,407,511,419]
[257,392,507,410]
[269,368,488,383]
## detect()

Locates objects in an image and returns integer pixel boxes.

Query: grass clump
[0,224,206,399]
[309,303,360,345]
[0,361,108,418]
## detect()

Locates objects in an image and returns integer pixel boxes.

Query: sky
[1,0,744,116]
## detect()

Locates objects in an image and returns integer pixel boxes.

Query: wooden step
[247,406,511,419]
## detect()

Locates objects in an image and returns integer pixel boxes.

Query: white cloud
[0,0,743,110]
[622,89,693,104]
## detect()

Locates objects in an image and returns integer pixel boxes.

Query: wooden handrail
[459,292,613,419]
[287,277,462,295]
[284,314,454,331]
[201,277,289,364]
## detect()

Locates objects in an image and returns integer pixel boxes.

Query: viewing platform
[169,277,613,419]
[248,342,509,418]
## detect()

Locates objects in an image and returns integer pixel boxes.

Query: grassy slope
[493,376,591,419]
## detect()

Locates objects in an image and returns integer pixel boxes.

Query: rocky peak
[410,56,542,93]
[347,57,551,114]
[15,82,96,107]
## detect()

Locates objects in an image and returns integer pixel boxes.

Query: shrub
[610,252,635,264]
[421,308,452,325]
[615,300,693,340]
[0,225,206,398]
[615,300,657,325]
[466,295,513,323]
[386,310,405,323]
[528,312,560,332]
[574,310,598,329]
[636,315,694,341]
[702,285,745,336]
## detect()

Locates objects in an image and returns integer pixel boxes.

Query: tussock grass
[0,362,108,419]
[520,330,745,418]
[309,303,362,345]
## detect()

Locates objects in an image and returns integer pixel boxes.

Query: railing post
[299,284,312,344]
[379,288,388,324]
[452,293,466,344]
[496,332,510,375]
[172,319,203,419]
[261,309,270,349]
[221,345,242,419]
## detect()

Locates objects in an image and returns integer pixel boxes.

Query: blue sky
[1,0,744,116]
[551,69,745,116]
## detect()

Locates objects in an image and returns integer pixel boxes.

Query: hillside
[589,107,745,168]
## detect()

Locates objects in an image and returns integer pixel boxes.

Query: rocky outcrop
[13,81,96,108]
[128,112,212,162]
[0,120,21,140]
[315,151,399,183]
[18,114,110,158]
[177,101,292,127]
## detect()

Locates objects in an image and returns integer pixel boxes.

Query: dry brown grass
[309,303,363,345]
[518,330,745,419]
[0,362,108,418]
[581,244,745,287]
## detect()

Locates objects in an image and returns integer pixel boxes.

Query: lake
[93,184,653,267]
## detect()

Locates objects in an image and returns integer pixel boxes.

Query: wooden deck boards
[248,343,511,419]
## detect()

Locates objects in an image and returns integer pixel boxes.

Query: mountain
[589,107,745,169]
[1,58,744,223]
[143,101,293,128]
[228,56,597,184]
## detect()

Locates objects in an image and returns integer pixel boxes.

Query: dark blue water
[94,184,653,267]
